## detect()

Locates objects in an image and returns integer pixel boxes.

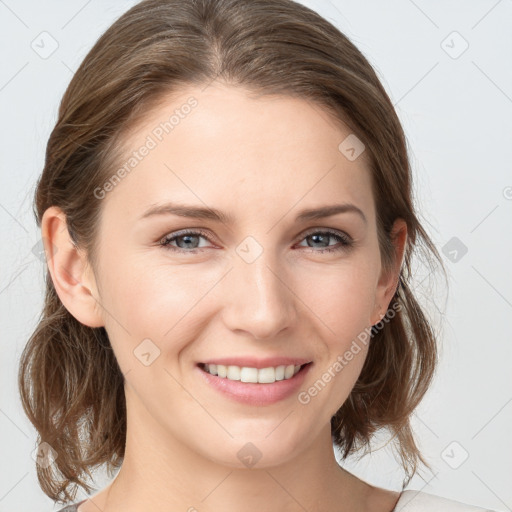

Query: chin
[197,428,307,470]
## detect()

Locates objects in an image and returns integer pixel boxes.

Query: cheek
[104,252,206,329]
[295,259,378,342]
[99,253,218,368]
[293,262,376,407]
[298,334,369,427]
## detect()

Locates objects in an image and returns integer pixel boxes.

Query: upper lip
[199,357,312,369]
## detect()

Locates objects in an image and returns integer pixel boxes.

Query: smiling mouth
[198,362,311,384]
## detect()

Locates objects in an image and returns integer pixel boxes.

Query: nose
[220,249,298,340]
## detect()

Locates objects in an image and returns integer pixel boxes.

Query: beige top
[56,490,496,511]
[393,490,496,511]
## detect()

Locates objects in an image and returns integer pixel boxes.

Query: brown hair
[18,0,447,504]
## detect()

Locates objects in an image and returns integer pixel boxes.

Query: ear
[370,218,407,325]
[41,206,104,328]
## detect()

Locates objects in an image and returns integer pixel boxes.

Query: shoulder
[55,499,87,512]
[394,490,496,511]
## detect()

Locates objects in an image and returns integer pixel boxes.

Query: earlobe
[41,206,104,328]
[371,218,407,325]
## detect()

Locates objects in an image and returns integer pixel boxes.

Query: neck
[99,390,371,512]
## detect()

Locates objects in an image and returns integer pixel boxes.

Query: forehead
[101,83,375,227]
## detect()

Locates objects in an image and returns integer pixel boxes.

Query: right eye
[160,229,213,253]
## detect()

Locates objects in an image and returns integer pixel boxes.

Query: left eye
[296,230,352,253]
[159,229,353,254]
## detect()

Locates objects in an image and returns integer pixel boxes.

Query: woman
[18,0,496,510]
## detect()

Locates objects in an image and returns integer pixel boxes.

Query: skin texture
[43,83,407,512]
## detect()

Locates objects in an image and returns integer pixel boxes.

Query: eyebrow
[139,202,367,225]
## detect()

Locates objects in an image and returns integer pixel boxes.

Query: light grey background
[1,1,511,511]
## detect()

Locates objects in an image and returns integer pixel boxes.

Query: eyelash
[159,228,353,254]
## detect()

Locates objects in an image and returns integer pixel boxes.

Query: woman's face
[83,83,403,468]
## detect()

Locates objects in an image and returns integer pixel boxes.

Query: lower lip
[196,363,312,406]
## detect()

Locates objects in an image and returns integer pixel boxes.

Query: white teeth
[203,363,304,383]
[240,367,259,383]
[226,365,241,380]
[257,367,276,384]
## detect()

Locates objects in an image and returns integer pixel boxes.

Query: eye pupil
[308,233,329,248]
[177,234,199,249]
